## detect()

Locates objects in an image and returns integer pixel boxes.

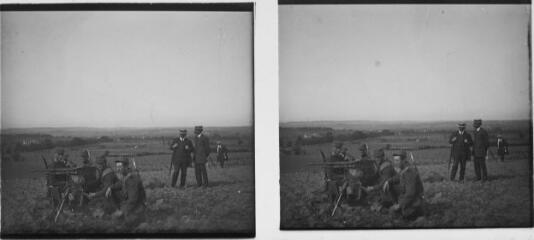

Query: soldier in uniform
[472,119,490,181]
[496,134,509,162]
[48,149,70,207]
[359,143,370,160]
[108,157,146,227]
[193,126,210,188]
[88,155,120,214]
[384,151,424,220]
[448,122,473,182]
[216,141,229,168]
[366,149,397,208]
[169,129,194,188]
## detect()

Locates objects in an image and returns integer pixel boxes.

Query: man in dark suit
[496,134,509,162]
[169,129,195,188]
[448,122,473,182]
[193,126,210,188]
[472,119,490,181]
[216,141,229,168]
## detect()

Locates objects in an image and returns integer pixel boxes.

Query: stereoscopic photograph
[279,4,532,229]
[1,3,254,237]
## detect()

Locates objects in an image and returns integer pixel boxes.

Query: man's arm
[398,169,417,208]
[93,173,116,197]
[448,132,457,144]
[121,176,140,216]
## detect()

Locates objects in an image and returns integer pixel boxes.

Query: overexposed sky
[2,11,252,128]
[280,5,531,122]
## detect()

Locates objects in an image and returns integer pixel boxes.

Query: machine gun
[310,152,379,216]
[38,156,97,223]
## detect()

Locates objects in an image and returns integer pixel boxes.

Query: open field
[280,122,533,229]
[1,134,254,236]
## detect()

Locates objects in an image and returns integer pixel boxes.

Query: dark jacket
[120,172,146,216]
[216,144,229,162]
[497,138,509,156]
[472,128,490,157]
[194,134,211,164]
[372,160,397,190]
[94,167,118,198]
[170,137,194,165]
[449,131,473,158]
[390,165,424,210]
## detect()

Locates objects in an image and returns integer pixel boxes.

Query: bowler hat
[457,122,466,127]
[179,129,187,133]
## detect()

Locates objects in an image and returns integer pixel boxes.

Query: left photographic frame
[0,3,255,238]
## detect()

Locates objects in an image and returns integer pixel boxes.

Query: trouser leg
[474,157,481,180]
[179,165,187,187]
[195,163,202,186]
[480,157,488,181]
[201,164,208,186]
[450,157,459,180]
[459,157,466,181]
[171,166,178,187]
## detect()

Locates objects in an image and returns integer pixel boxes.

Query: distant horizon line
[280,118,532,124]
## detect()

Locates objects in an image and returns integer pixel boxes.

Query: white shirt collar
[476,127,481,132]
[458,130,464,135]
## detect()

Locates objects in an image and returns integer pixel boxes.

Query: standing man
[193,126,210,188]
[169,129,195,188]
[472,119,490,181]
[384,151,424,220]
[216,141,229,168]
[448,122,473,182]
[496,134,509,162]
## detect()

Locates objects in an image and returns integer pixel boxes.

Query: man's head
[115,157,130,175]
[217,140,222,145]
[194,126,203,135]
[54,148,65,161]
[179,129,187,138]
[392,151,408,172]
[81,149,90,163]
[473,119,482,128]
[95,155,107,169]
[359,144,368,154]
[457,122,466,132]
[374,148,386,162]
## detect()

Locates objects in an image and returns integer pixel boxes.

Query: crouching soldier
[384,151,424,220]
[87,155,120,214]
[366,149,397,209]
[107,157,146,227]
[326,142,348,202]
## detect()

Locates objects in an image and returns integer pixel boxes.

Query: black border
[279,0,531,4]
[0,3,253,11]
[0,2,256,239]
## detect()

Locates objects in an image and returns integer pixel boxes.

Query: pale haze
[2,11,252,128]
[280,5,531,122]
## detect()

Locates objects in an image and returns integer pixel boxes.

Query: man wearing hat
[384,151,424,220]
[366,148,397,209]
[448,122,473,182]
[47,148,69,207]
[88,154,120,213]
[193,126,211,188]
[169,129,195,188]
[496,134,509,162]
[107,157,146,227]
[325,142,348,202]
[216,140,229,168]
[472,119,490,181]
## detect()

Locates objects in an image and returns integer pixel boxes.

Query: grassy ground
[280,133,532,229]
[1,141,254,235]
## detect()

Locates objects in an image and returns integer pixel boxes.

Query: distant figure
[216,141,229,168]
[496,134,509,162]
[448,122,473,182]
[109,157,146,227]
[384,151,424,220]
[193,126,211,188]
[88,155,120,214]
[472,119,490,182]
[169,129,194,188]
[366,149,397,209]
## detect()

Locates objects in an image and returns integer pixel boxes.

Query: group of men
[47,148,147,227]
[326,142,425,220]
[448,119,509,182]
[168,125,229,188]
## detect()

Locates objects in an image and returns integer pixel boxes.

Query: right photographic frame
[279,2,533,229]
